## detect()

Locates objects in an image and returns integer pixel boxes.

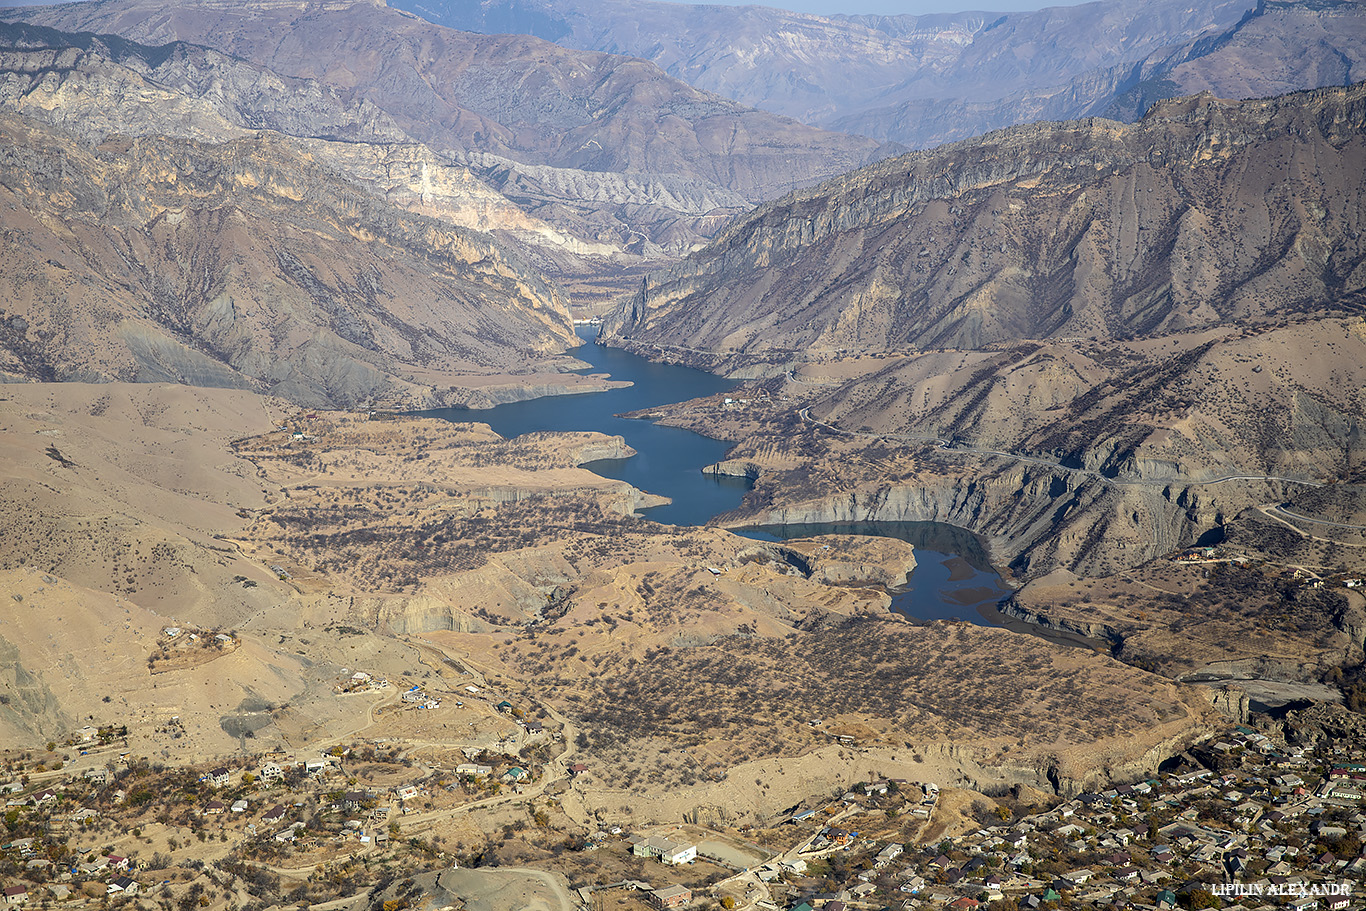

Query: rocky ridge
[602,83,1366,361]
[0,108,580,407]
[4,0,892,264]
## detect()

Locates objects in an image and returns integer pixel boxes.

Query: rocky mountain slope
[600,83,1366,579]
[602,84,1366,360]
[4,0,891,262]
[0,106,580,407]
[394,0,1246,129]
[0,25,617,249]
[695,317,1366,578]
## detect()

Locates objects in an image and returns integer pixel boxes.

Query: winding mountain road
[796,407,1325,491]
[1269,507,1366,531]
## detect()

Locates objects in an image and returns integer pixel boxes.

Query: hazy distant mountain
[832,0,1366,146]
[1097,0,1366,121]
[390,0,996,127]
[391,0,1364,150]
[4,0,893,260]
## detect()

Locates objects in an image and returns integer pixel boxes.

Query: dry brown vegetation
[223,409,1217,813]
[248,490,644,590]
[231,416,673,591]
[519,618,1193,788]
[1009,560,1364,679]
[0,391,1217,836]
[147,631,239,675]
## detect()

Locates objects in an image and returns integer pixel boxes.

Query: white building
[875,843,905,867]
[632,835,697,865]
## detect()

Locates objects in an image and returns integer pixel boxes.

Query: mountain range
[602,84,1366,360]
[3,0,893,269]
[1,0,1364,575]
[0,0,893,405]
[601,82,1366,577]
[391,0,1364,148]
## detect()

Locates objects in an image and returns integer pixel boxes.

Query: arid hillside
[0,21,410,146]
[0,382,311,749]
[808,319,1366,483]
[0,21,669,320]
[602,83,1366,361]
[1002,560,1366,684]
[4,0,892,263]
[0,388,1218,818]
[0,106,590,408]
[623,316,1366,581]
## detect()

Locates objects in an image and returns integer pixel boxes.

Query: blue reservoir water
[737,521,1012,625]
[424,327,1009,625]
[422,327,752,526]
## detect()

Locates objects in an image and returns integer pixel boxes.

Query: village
[2,710,1365,911]
[750,724,1366,911]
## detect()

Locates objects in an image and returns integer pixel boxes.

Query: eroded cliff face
[641,308,1365,585]
[0,633,69,744]
[602,84,1366,360]
[0,111,576,407]
[720,453,1294,579]
[5,0,892,264]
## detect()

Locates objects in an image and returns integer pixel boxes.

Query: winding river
[425,328,1012,625]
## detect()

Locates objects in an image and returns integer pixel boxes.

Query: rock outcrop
[1207,686,1252,724]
